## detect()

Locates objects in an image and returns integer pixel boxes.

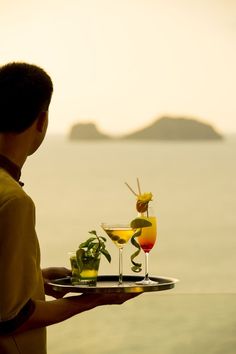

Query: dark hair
[0,62,53,133]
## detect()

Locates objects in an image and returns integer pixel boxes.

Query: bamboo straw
[124,182,138,196]
[137,178,141,195]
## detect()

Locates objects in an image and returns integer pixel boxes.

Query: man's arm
[14,292,140,334]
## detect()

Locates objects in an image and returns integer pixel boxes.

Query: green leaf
[87,242,96,250]
[79,237,96,249]
[76,230,112,265]
[89,230,98,236]
[76,249,85,272]
[99,236,107,242]
[90,243,99,254]
[100,249,112,263]
[130,217,152,229]
[100,242,105,250]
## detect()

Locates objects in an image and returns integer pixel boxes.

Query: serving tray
[48,275,178,294]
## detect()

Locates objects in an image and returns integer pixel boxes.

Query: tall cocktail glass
[101,223,133,285]
[136,214,158,285]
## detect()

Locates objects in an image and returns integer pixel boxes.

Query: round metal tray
[48,275,178,294]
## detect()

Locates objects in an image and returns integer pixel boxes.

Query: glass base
[136,278,159,285]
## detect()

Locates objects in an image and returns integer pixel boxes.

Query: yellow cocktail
[125,178,158,285]
[101,223,133,285]
[135,214,158,285]
[103,227,134,248]
[138,216,157,253]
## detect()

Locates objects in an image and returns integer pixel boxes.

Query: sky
[0,0,236,135]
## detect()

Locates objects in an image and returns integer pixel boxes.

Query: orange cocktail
[138,216,157,253]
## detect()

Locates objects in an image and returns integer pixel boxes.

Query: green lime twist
[130,228,142,272]
[130,217,152,273]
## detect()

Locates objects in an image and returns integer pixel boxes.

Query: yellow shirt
[0,168,46,354]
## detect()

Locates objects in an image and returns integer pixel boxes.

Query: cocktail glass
[77,254,101,286]
[136,215,159,285]
[101,223,133,285]
[69,251,101,286]
[68,252,80,285]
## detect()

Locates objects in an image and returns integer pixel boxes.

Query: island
[69,117,223,141]
[123,117,223,140]
[69,122,110,140]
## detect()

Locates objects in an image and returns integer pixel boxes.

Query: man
[0,62,138,354]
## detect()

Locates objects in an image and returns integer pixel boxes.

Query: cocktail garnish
[130,218,152,272]
[136,192,153,213]
[130,217,152,229]
[76,230,111,270]
[125,178,153,213]
[130,228,142,272]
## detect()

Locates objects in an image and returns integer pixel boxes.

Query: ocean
[22,135,236,354]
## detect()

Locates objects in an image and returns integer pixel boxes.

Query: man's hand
[42,267,71,299]
[42,268,141,303]
[79,292,141,307]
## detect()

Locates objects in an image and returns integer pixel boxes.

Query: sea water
[22,135,236,354]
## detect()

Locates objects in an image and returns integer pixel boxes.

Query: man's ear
[36,111,48,133]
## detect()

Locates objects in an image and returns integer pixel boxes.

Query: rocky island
[69,122,110,140]
[123,117,223,140]
[69,117,223,141]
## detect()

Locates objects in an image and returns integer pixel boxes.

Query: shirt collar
[0,154,24,186]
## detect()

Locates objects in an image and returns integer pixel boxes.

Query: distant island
[69,117,223,141]
[69,122,110,140]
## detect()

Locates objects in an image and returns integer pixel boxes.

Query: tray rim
[48,274,179,294]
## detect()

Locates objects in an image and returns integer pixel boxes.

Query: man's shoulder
[0,169,32,207]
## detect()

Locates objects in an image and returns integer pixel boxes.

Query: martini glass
[136,214,159,285]
[101,223,133,285]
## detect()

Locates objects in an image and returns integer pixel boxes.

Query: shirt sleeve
[0,299,35,335]
[0,194,39,324]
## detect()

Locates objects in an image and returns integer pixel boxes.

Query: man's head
[0,62,53,133]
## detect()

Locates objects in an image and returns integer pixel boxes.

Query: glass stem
[144,252,149,281]
[118,247,123,285]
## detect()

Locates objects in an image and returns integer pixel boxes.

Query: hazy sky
[1,0,235,135]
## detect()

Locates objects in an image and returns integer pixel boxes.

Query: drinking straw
[137,178,141,195]
[124,182,138,196]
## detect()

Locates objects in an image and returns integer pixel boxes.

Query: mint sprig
[76,230,111,264]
